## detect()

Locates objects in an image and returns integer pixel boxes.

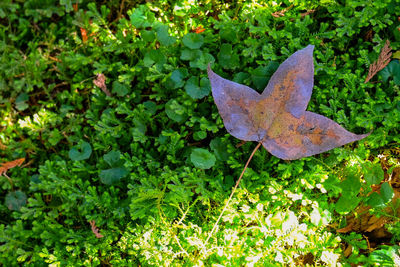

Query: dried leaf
[193,26,205,34]
[208,45,369,160]
[80,28,88,43]
[93,74,111,96]
[337,184,400,241]
[300,10,315,17]
[0,141,7,150]
[271,5,293,17]
[343,244,353,257]
[365,40,392,83]
[89,220,104,238]
[0,158,25,176]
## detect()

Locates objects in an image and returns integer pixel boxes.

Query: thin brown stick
[93,74,111,96]
[365,40,392,83]
[89,220,104,238]
[203,142,262,249]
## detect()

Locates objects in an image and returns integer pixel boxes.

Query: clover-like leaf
[380,182,394,203]
[182,33,204,49]
[5,191,27,211]
[208,45,370,160]
[366,192,385,208]
[112,81,129,96]
[380,59,400,85]
[210,137,230,161]
[69,141,92,161]
[165,99,187,123]
[100,150,129,185]
[100,167,129,185]
[104,150,124,167]
[363,162,384,186]
[185,76,211,99]
[156,25,176,46]
[15,93,29,111]
[190,148,216,169]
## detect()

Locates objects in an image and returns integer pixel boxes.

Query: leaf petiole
[202,142,262,251]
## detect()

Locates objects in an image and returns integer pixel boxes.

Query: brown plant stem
[203,142,262,250]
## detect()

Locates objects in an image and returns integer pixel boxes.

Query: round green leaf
[190,148,216,169]
[380,182,394,203]
[210,137,230,161]
[380,60,400,85]
[189,52,215,70]
[112,81,129,96]
[69,141,92,161]
[335,194,360,214]
[219,27,238,42]
[15,93,29,111]
[100,167,129,185]
[185,76,210,99]
[141,30,155,43]
[217,43,239,69]
[156,25,176,46]
[166,69,188,89]
[143,50,166,68]
[364,162,384,186]
[180,49,201,61]
[182,33,204,49]
[193,131,207,141]
[250,62,279,91]
[367,192,385,208]
[165,99,187,123]
[144,101,157,115]
[5,191,27,211]
[104,150,123,167]
[339,173,361,196]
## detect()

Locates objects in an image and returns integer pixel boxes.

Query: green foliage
[5,191,27,211]
[68,141,92,161]
[99,150,128,185]
[381,59,400,85]
[190,148,216,169]
[1,0,400,265]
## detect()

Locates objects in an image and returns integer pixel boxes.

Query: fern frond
[365,40,392,83]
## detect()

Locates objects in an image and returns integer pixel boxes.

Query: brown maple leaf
[365,40,392,83]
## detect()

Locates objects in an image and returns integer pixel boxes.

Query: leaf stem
[203,142,262,251]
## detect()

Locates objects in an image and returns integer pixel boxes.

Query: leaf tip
[304,44,314,54]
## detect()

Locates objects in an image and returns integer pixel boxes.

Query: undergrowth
[1,0,400,265]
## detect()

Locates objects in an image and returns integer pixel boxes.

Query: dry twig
[0,158,25,176]
[0,158,25,189]
[89,220,104,238]
[271,4,293,17]
[365,40,392,83]
[93,74,111,96]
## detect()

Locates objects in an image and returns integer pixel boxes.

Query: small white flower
[241,204,250,213]
[321,251,340,267]
[256,203,264,211]
[275,251,284,263]
[268,187,277,194]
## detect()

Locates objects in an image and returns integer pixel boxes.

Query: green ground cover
[1,0,400,265]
